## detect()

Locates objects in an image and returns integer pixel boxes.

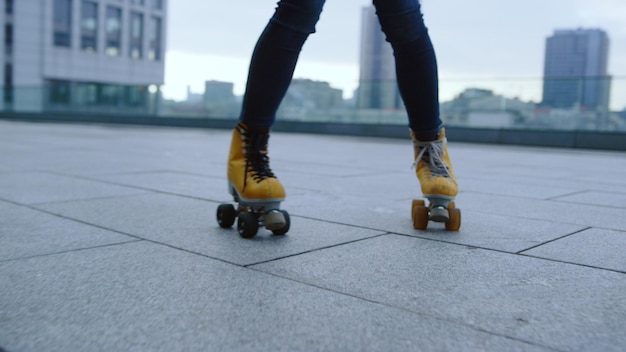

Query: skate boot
[410,128,461,231]
[216,123,290,238]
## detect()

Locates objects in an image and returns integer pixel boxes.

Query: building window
[48,80,71,104]
[129,12,143,59]
[4,23,12,55]
[130,0,144,6]
[100,84,124,105]
[125,85,146,106]
[6,0,13,15]
[81,1,98,52]
[152,0,162,10]
[53,0,72,47]
[75,82,98,105]
[4,63,13,103]
[148,16,161,61]
[105,6,122,56]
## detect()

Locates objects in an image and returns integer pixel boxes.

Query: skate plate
[411,197,461,231]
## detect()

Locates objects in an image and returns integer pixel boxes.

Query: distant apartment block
[356,5,401,110]
[204,80,234,105]
[204,80,237,117]
[283,78,343,109]
[541,28,611,110]
[1,0,167,112]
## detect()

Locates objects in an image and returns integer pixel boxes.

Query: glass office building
[0,0,166,113]
[542,28,611,111]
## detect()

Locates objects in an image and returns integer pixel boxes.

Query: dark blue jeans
[240,0,441,139]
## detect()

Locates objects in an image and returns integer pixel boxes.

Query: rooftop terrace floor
[1,120,625,351]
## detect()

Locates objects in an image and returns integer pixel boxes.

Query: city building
[1,0,166,113]
[356,5,401,110]
[541,28,611,111]
[441,88,534,128]
[204,80,238,118]
[277,78,344,121]
[204,80,234,106]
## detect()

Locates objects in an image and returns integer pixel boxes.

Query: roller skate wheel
[411,199,425,217]
[216,203,236,228]
[412,199,426,208]
[237,212,259,238]
[264,210,286,231]
[271,210,290,236]
[445,208,461,231]
[412,205,429,230]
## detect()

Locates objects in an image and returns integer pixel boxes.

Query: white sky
[163,0,626,109]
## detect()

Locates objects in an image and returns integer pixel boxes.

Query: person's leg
[221,0,326,235]
[372,0,440,140]
[373,0,460,230]
[240,0,326,128]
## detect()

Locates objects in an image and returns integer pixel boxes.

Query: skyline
[163,0,626,109]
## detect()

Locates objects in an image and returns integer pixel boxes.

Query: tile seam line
[390,231,626,275]
[7,198,624,275]
[0,198,250,266]
[242,232,390,268]
[0,240,144,264]
[3,197,393,269]
[36,170,223,203]
[516,227,593,254]
[545,189,590,200]
[27,192,150,207]
[268,214,626,275]
[518,253,626,275]
[246,266,566,352]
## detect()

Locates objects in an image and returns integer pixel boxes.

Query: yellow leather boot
[217,123,289,238]
[227,123,286,203]
[410,128,461,231]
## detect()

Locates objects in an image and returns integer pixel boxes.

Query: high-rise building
[1,0,167,112]
[541,28,611,110]
[356,5,401,110]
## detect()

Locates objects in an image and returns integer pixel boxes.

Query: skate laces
[412,139,454,179]
[242,130,276,188]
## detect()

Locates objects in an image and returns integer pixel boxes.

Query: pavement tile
[0,200,135,261]
[0,241,551,352]
[459,175,583,200]
[2,120,626,351]
[37,193,386,266]
[87,171,225,201]
[552,190,626,208]
[252,234,626,352]
[522,228,626,272]
[0,171,148,205]
[462,192,626,231]
[407,209,586,253]
[281,189,585,253]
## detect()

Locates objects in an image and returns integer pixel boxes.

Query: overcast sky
[163,0,626,108]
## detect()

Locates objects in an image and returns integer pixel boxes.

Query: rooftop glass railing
[1,76,625,149]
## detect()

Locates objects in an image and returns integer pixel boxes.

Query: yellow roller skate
[216,123,289,238]
[410,128,461,231]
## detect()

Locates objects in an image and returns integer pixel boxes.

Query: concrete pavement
[1,120,625,351]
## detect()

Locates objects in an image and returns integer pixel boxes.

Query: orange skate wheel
[412,205,429,230]
[445,208,461,231]
[412,199,425,217]
[412,199,426,207]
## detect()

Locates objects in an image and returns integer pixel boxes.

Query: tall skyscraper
[541,28,611,110]
[356,5,401,110]
[1,0,167,112]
